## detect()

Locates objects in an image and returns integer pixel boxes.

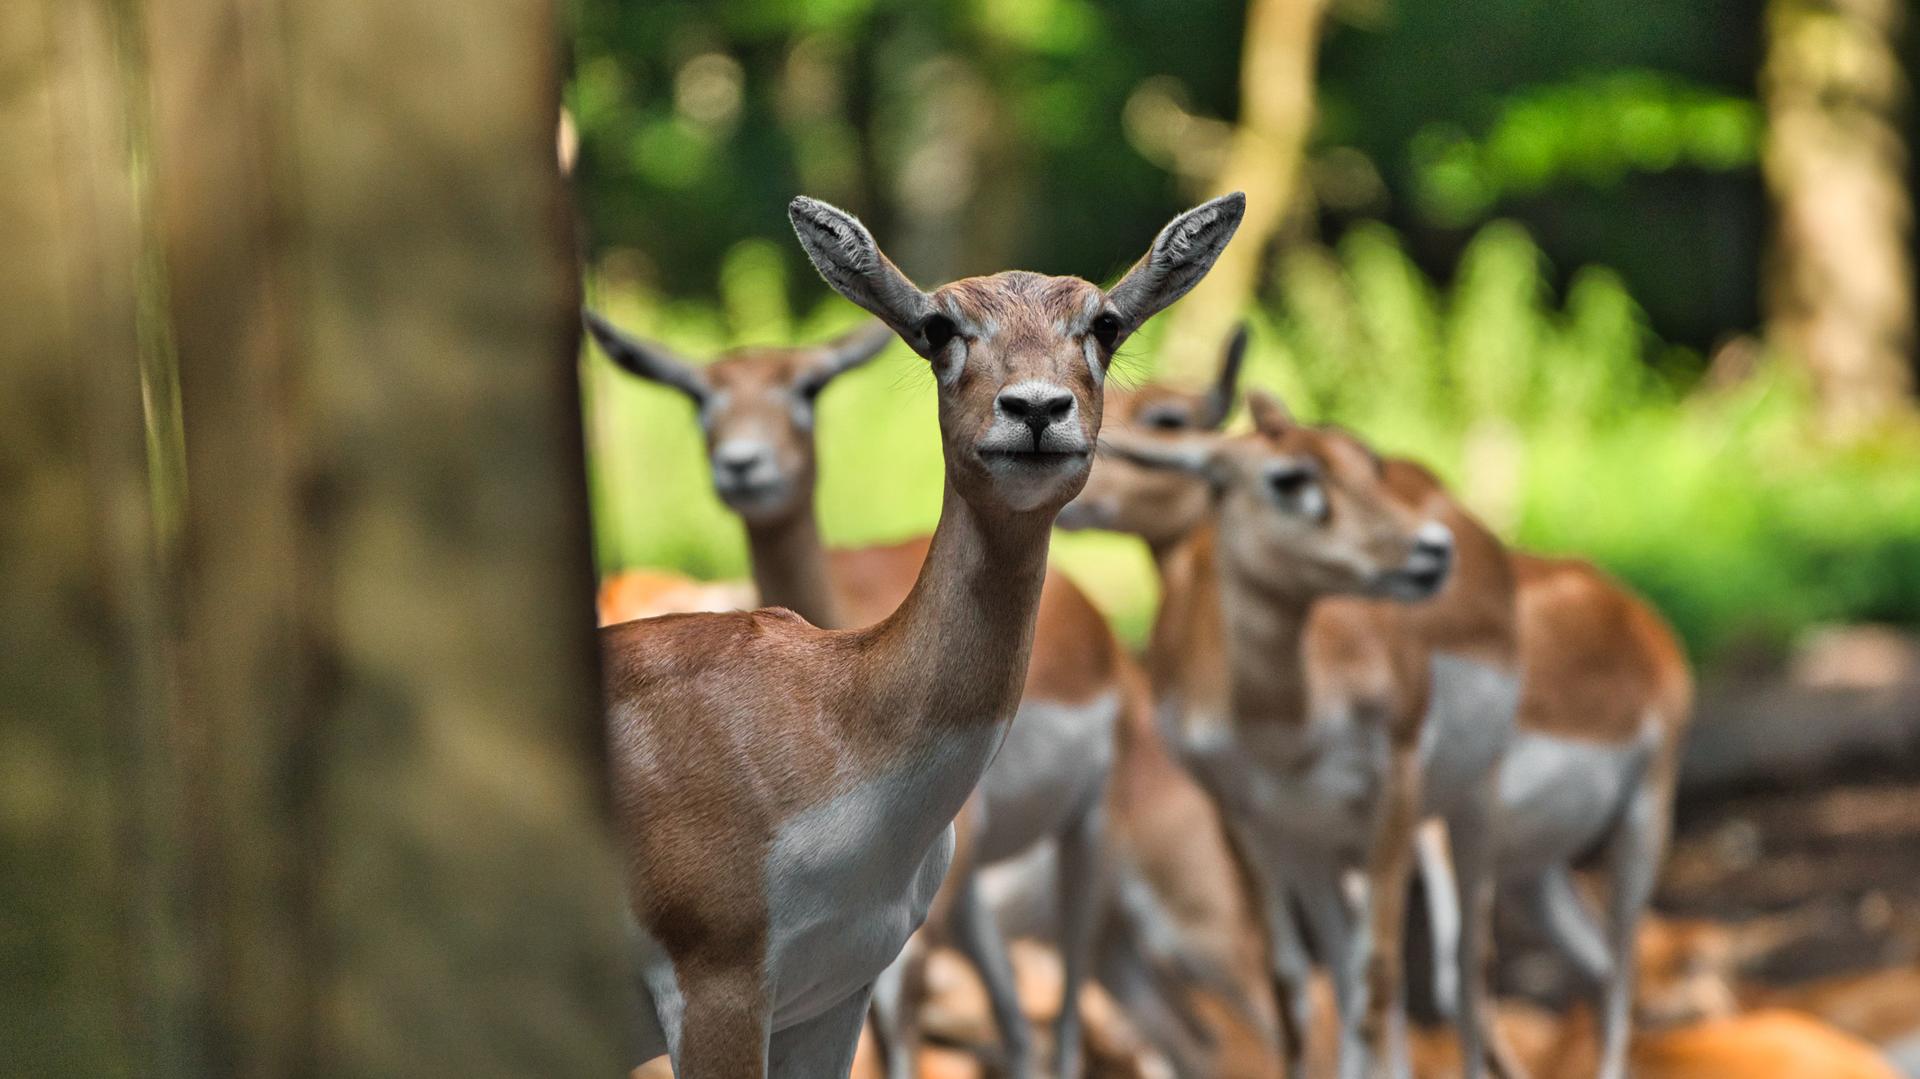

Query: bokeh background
[575,0,1920,665]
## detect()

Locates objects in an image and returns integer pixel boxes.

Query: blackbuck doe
[1072,338,1692,1078]
[1097,389,1521,1079]
[603,192,1243,1078]
[588,312,1127,1078]
[1465,553,1692,1079]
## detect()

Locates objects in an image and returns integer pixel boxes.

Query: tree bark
[0,3,171,1074]
[2,1,629,1075]
[1762,0,1916,433]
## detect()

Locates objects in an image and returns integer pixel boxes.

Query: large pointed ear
[583,310,709,403]
[1098,430,1226,485]
[1245,388,1294,436]
[788,197,937,355]
[1106,192,1246,341]
[1198,322,1250,429]
[793,321,894,399]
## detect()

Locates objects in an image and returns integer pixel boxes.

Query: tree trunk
[1160,0,1329,381]
[0,3,170,1074]
[1,1,629,1075]
[1762,0,1916,433]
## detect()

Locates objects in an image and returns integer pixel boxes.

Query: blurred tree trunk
[1161,0,1330,380]
[0,3,176,1075]
[1762,0,1916,433]
[2,0,629,1076]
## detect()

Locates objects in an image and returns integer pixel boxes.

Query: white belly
[1178,704,1384,859]
[975,838,1061,940]
[1420,654,1522,817]
[972,690,1119,864]
[628,814,958,1064]
[1496,728,1651,874]
[763,722,1001,1028]
[767,816,955,1028]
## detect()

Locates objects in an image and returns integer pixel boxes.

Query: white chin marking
[988,459,1079,512]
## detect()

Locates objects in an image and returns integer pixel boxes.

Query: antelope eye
[1144,410,1188,431]
[1267,467,1314,499]
[920,313,958,353]
[1090,312,1122,351]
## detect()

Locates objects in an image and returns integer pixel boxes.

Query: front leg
[871,806,979,1078]
[1597,759,1675,1079]
[769,984,876,1079]
[1415,820,1461,1020]
[1445,778,1516,1079]
[1357,738,1423,1079]
[1050,795,1106,1079]
[949,867,1036,1077]
[1224,818,1316,1077]
[868,938,928,1079]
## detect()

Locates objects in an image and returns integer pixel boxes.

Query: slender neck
[1155,523,1312,726]
[744,507,843,628]
[865,480,1053,732]
[1218,565,1313,724]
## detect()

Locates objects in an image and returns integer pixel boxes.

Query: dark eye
[1268,468,1328,520]
[920,314,957,353]
[1144,410,1188,431]
[1267,468,1313,500]
[1090,312,1122,351]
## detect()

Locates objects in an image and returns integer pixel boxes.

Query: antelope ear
[1106,192,1246,343]
[794,321,894,398]
[1098,430,1225,484]
[583,310,709,403]
[788,197,937,356]
[1198,322,1250,429]
[1246,388,1294,436]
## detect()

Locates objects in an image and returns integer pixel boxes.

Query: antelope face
[583,313,892,525]
[788,192,1245,517]
[1058,325,1247,546]
[919,272,1111,512]
[1103,392,1455,602]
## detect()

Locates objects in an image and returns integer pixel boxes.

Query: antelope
[963,658,1283,1078]
[1071,336,1693,1079]
[588,302,1133,1076]
[1455,552,1692,1079]
[1093,662,1282,1078]
[603,192,1244,1078]
[1094,386,1522,1079]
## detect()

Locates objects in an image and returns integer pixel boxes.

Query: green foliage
[1251,222,1920,662]
[566,0,1245,299]
[1409,72,1762,226]
[587,223,1920,667]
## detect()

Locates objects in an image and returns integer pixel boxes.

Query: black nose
[997,387,1075,439]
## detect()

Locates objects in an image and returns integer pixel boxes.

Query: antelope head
[583,313,894,524]
[787,192,1245,516]
[1102,390,1455,601]
[1057,323,1249,547]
